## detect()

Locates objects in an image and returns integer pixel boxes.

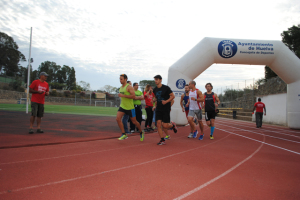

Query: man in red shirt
[29,72,50,134]
[252,98,266,128]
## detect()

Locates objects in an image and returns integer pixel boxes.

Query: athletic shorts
[118,107,136,118]
[188,109,202,120]
[31,102,44,118]
[156,110,170,123]
[205,111,215,121]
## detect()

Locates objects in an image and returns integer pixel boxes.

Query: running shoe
[118,134,128,140]
[131,130,135,133]
[171,121,178,133]
[140,131,145,142]
[193,130,198,138]
[157,140,166,145]
[188,133,193,138]
[165,135,171,140]
[210,135,214,140]
[29,129,34,134]
[198,134,204,140]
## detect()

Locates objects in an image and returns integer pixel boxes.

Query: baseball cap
[40,72,49,77]
[154,75,162,79]
[120,74,128,79]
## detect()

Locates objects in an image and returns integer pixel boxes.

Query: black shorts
[118,107,136,118]
[205,111,215,121]
[156,110,170,123]
[31,102,44,117]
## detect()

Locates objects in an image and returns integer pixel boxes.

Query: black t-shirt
[204,92,215,112]
[153,84,173,111]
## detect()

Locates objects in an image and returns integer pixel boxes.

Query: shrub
[64,90,71,97]
[50,89,57,97]
[80,91,86,97]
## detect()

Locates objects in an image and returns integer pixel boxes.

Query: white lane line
[0,133,231,195]
[218,117,300,134]
[217,122,300,144]
[0,126,209,166]
[218,119,300,138]
[174,135,265,200]
[217,128,300,155]
[0,144,146,165]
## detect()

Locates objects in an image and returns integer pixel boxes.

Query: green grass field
[0,104,146,116]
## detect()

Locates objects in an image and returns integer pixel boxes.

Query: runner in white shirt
[187,81,204,138]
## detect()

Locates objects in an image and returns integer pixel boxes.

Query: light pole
[26,27,33,114]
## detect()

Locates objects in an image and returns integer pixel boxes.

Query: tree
[139,80,156,92]
[101,85,118,93]
[265,65,277,79]
[0,32,26,75]
[78,81,91,91]
[281,24,300,59]
[38,61,61,83]
[66,67,76,90]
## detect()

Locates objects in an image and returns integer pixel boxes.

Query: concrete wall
[252,93,287,126]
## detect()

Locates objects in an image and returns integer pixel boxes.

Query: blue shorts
[118,107,136,118]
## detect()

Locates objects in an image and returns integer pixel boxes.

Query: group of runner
[116,74,220,145]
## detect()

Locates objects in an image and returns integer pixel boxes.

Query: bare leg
[130,117,142,132]
[157,120,164,138]
[199,120,204,134]
[36,117,42,129]
[162,122,173,136]
[30,116,35,129]
[116,112,126,133]
[206,120,211,127]
[210,119,215,127]
[188,116,195,132]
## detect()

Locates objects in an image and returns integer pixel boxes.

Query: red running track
[0,117,300,199]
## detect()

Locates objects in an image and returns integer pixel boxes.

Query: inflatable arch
[167,37,300,129]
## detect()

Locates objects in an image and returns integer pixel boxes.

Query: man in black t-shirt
[152,75,177,145]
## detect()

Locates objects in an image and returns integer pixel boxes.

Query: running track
[0,117,300,199]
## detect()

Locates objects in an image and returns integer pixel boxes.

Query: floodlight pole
[26,27,33,114]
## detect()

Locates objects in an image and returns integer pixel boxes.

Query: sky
[1,0,299,92]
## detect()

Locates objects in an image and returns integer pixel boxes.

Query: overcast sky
[1,0,299,92]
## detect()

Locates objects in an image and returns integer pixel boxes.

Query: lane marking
[218,119,300,138]
[217,122,300,144]
[173,136,265,200]
[0,132,230,195]
[218,117,300,134]
[216,128,300,155]
[0,127,209,165]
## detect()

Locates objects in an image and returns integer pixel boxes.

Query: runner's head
[184,84,189,93]
[133,82,139,90]
[258,98,261,102]
[120,74,128,84]
[39,72,49,82]
[154,75,162,85]
[145,84,153,93]
[205,83,213,92]
[189,81,196,89]
[127,80,132,86]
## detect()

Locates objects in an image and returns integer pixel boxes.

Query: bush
[80,91,85,97]
[64,90,71,97]
[9,79,25,92]
[50,89,58,97]
[71,90,76,94]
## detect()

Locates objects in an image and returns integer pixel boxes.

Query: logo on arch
[176,79,186,89]
[218,40,238,58]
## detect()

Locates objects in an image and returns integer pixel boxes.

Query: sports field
[0,103,146,116]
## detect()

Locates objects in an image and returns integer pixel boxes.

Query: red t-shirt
[30,79,49,104]
[254,102,265,113]
[144,91,154,107]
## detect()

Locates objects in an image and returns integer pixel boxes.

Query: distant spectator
[29,72,49,134]
[252,98,266,128]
